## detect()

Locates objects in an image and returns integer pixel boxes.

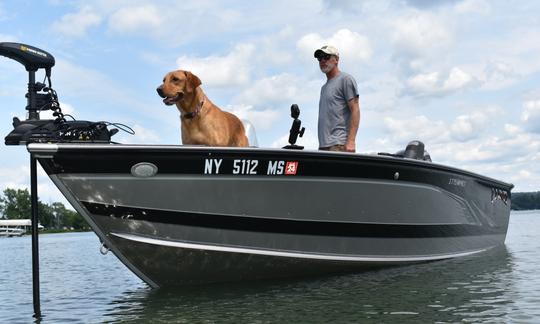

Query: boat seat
[241,119,259,147]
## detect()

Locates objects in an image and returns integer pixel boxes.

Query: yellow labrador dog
[157,70,249,147]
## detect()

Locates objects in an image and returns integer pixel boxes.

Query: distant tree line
[0,188,89,230]
[511,191,540,211]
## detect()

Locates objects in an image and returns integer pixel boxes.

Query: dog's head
[157,70,202,106]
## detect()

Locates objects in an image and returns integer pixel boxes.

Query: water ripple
[1,211,539,322]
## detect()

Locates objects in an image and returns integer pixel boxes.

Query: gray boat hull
[30,143,512,287]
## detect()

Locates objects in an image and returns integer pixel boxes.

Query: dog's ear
[185,71,201,93]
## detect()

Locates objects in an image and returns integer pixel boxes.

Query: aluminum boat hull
[28,143,512,287]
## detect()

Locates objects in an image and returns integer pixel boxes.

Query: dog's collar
[182,99,205,119]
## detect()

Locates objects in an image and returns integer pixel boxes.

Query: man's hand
[345,140,356,152]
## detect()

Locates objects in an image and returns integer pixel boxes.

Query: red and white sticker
[285,161,299,175]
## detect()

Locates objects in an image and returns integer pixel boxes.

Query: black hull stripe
[37,149,513,192]
[82,202,505,238]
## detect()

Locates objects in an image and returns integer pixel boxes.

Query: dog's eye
[172,76,179,82]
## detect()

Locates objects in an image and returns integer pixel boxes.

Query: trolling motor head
[0,42,55,72]
[0,42,119,145]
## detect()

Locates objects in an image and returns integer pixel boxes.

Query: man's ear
[185,71,202,92]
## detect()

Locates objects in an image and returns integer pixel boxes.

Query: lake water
[1,210,539,323]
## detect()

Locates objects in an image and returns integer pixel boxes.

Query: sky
[0,0,539,206]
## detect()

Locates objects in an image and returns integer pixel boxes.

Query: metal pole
[27,70,39,120]
[30,154,41,318]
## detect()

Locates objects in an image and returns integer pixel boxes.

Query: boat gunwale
[27,143,514,190]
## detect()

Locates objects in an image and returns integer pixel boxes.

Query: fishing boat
[2,42,513,287]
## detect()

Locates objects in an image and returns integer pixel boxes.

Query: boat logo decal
[448,178,466,187]
[204,158,299,176]
[491,188,509,205]
[20,45,48,58]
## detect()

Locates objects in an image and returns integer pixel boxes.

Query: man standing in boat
[315,45,360,152]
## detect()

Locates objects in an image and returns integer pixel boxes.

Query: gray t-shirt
[318,72,359,148]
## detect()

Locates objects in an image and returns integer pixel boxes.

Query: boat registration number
[204,159,299,175]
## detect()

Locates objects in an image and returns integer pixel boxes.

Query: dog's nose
[157,86,165,98]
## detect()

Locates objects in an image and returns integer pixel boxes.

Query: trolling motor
[0,42,119,145]
[283,104,305,150]
[0,42,126,319]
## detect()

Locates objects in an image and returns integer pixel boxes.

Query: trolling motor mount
[0,42,117,145]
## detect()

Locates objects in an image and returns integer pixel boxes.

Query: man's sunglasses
[316,54,332,62]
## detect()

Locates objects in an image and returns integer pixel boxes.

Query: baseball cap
[314,45,339,58]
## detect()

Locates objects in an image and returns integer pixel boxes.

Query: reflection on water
[1,211,539,323]
[104,246,523,323]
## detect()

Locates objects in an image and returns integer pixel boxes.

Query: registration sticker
[285,161,298,175]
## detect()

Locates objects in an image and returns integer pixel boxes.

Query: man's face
[317,54,337,73]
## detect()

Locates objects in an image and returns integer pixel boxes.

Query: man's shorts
[319,144,345,152]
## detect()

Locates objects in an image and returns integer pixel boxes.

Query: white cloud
[98,2,246,45]
[114,124,161,144]
[404,0,457,9]
[0,165,29,192]
[404,67,476,97]
[53,59,147,112]
[450,111,489,142]
[383,115,449,144]
[436,141,502,163]
[255,26,296,67]
[392,11,452,57]
[444,67,475,90]
[235,73,316,107]
[51,6,102,37]
[450,115,479,141]
[2,0,540,194]
[454,0,491,15]
[108,5,163,34]
[0,165,70,207]
[468,133,538,163]
[504,123,522,136]
[480,61,520,90]
[321,0,363,13]
[176,44,255,88]
[297,29,373,63]
[225,104,280,131]
[382,108,509,155]
[54,60,120,98]
[522,100,540,133]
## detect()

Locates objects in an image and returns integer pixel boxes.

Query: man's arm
[345,96,360,152]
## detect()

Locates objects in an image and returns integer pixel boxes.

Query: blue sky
[0,0,539,204]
